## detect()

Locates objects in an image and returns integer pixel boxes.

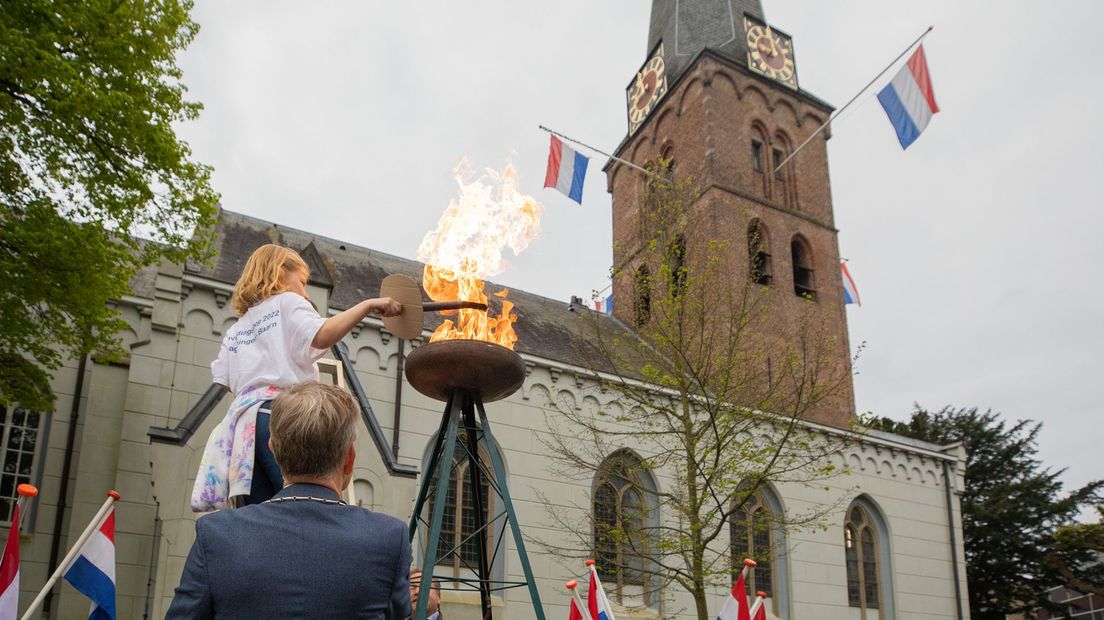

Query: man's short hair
[269,382,358,478]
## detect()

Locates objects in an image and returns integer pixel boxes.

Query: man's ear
[343,444,356,475]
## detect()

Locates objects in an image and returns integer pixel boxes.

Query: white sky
[176,1,1104,495]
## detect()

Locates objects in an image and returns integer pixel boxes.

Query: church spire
[648,0,765,86]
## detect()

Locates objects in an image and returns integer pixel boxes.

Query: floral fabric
[191,384,282,512]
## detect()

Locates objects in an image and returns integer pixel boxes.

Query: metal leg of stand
[476,399,546,620]
[462,397,493,617]
[408,392,454,538]
[413,392,463,620]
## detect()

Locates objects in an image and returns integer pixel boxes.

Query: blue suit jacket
[166,483,412,619]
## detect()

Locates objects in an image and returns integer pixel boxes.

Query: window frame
[0,404,50,528]
[592,450,656,606]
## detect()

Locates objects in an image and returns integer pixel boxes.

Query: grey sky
[175,1,1104,495]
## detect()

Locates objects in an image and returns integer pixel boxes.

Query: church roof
[183,208,639,374]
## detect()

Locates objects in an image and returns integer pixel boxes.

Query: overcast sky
[175,1,1103,496]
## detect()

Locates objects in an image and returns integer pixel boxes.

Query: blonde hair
[230,244,309,316]
[269,382,358,478]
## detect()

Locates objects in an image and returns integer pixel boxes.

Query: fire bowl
[404,340,525,403]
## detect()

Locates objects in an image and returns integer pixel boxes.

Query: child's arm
[311,297,402,350]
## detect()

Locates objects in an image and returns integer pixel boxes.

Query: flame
[417,158,542,349]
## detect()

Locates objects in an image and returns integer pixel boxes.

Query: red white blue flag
[63,509,116,620]
[544,135,589,204]
[877,45,939,149]
[715,570,752,620]
[0,503,22,619]
[587,567,617,620]
[841,262,861,306]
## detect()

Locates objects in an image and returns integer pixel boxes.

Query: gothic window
[791,236,815,299]
[751,140,764,172]
[772,133,799,207]
[594,450,655,605]
[634,265,652,326]
[839,498,892,613]
[668,235,687,297]
[747,221,772,286]
[424,431,492,572]
[731,492,776,599]
[0,405,45,524]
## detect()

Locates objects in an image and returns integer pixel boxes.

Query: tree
[0,0,217,410]
[866,406,1104,619]
[538,164,854,618]
[1047,505,1104,597]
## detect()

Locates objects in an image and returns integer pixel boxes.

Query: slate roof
[648,0,765,87]
[184,208,640,373]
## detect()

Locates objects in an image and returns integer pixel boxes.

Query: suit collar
[275,482,342,502]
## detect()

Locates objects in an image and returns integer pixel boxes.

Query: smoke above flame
[416,158,543,349]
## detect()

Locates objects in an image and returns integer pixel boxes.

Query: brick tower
[605,0,855,426]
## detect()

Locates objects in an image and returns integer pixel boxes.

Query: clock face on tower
[627,43,668,135]
[743,16,798,90]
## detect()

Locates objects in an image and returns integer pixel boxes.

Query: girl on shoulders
[192,244,400,511]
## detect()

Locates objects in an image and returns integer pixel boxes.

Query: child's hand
[370,297,402,318]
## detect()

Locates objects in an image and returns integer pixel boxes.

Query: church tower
[605,0,855,426]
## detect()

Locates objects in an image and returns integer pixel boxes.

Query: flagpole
[749,590,768,617]
[539,125,660,180]
[21,490,120,620]
[15,484,37,531]
[565,579,596,620]
[773,25,934,174]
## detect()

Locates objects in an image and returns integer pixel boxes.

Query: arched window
[771,132,798,207]
[731,492,775,597]
[634,265,651,326]
[730,484,790,617]
[790,236,815,299]
[844,498,894,618]
[667,234,687,297]
[750,123,770,196]
[424,430,492,572]
[747,221,772,286]
[594,450,656,605]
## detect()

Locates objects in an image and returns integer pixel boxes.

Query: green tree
[867,406,1103,619]
[1047,505,1104,597]
[0,0,217,410]
[539,164,854,618]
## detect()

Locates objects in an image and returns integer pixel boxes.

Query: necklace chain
[264,495,347,506]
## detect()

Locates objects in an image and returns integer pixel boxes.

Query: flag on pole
[586,561,617,620]
[0,506,22,619]
[749,591,768,620]
[544,134,589,204]
[594,295,612,314]
[877,44,939,149]
[841,262,861,306]
[63,508,116,620]
[716,559,756,620]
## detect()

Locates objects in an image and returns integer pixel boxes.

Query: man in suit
[167,381,412,619]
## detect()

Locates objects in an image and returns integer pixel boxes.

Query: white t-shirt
[211,292,328,394]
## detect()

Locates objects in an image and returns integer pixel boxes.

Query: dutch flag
[714,570,752,620]
[587,567,617,620]
[63,509,116,620]
[0,503,23,620]
[841,262,861,306]
[877,45,939,149]
[544,134,589,204]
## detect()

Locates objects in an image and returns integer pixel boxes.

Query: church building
[2,1,970,618]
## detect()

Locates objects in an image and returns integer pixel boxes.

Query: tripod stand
[408,389,546,619]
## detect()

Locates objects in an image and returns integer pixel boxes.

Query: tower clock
[743,16,798,90]
[626,43,668,135]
